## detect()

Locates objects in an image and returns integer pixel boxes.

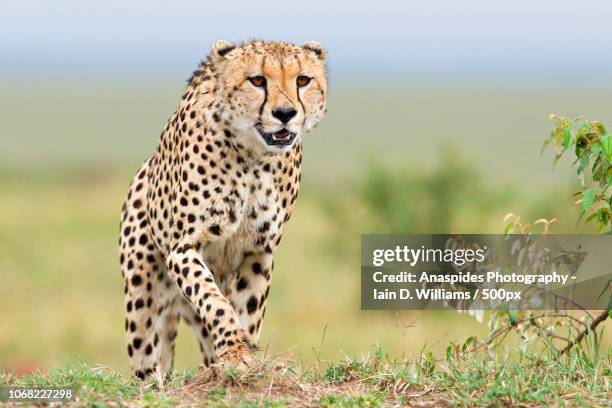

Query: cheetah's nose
[272,107,297,124]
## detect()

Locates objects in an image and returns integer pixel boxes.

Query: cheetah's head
[210,40,328,155]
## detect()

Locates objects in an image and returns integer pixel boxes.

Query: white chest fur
[200,167,283,282]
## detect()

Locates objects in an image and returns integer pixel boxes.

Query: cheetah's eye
[296,76,311,87]
[248,76,267,87]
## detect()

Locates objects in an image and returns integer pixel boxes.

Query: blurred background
[1,0,611,375]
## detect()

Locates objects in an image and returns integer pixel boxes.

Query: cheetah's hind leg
[120,165,181,381]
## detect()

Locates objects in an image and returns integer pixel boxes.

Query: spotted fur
[119,40,328,380]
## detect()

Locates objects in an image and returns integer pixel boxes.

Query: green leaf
[462,336,474,352]
[597,207,610,226]
[562,128,572,148]
[599,134,612,161]
[577,152,591,174]
[508,310,518,325]
[608,294,612,318]
[540,138,551,156]
[582,188,596,210]
[591,142,602,156]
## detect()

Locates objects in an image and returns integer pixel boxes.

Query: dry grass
[170,353,449,408]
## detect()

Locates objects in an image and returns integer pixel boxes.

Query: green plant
[544,114,612,232]
[543,114,612,320]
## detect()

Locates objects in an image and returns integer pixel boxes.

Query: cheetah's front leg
[166,241,255,367]
[227,253,273,345]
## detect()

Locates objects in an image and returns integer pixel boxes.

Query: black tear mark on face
[217,45,236,57]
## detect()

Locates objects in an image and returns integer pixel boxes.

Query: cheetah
[119,40,328,380]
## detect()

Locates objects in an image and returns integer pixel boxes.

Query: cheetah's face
[212,40,328,155]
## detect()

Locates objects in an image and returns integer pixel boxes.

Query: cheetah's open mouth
[256,125,297,146]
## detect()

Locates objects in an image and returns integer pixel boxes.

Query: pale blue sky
[1,0,611,83]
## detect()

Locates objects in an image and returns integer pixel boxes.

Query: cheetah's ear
[211,40,237,60]
[302,41,326,60]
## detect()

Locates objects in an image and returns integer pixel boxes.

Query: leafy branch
[544,114,612,233]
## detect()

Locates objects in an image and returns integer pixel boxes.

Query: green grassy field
[2,346,610,407]
[0,83,610,405]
